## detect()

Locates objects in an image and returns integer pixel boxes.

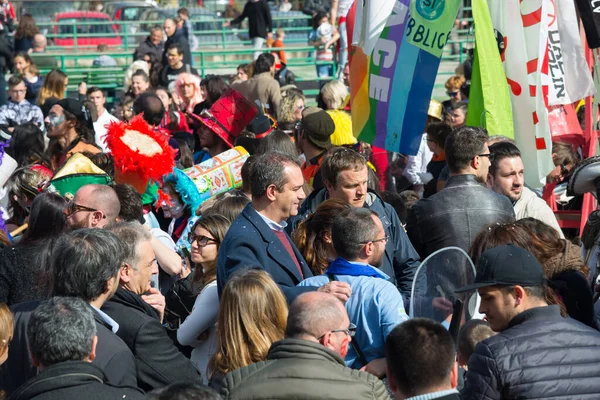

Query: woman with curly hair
[292,199,352,275]
[277,88,305,133]
[14,14,39,53]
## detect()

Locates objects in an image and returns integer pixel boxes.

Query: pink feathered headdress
[175,73,203,114]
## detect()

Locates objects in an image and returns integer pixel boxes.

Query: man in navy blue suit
[217,152,351,303]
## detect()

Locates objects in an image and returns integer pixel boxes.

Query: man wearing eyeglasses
[299,207,408,379]
[406,126,515,258]
[220,292,389,400]
[0,75,44,132]
[64,184,121,230]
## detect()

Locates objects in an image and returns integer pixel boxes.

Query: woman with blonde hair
[37,69,68,117]
[277,88,305,132]
[175,72,203,115]
[208,269,288,390]
[178,214,232,384]
[319,80,355,146]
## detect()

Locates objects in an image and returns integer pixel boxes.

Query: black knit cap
[57,98,92,129]
[301,106,334,149]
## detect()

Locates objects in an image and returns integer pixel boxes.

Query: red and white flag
[488,0,554,187]
[547,0,595,105]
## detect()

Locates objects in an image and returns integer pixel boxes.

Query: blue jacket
[299,258,408,368]
[288,189,420,298]
[217,204,315,302]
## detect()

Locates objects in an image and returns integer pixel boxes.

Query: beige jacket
[235,72,282,118]
[514,186,564,238]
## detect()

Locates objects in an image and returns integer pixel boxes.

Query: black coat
[462,306,600,400]
[101,287,201,391]
[162,29,192,67]
[0,244,49,306]
[0,301,138,394]
[7,361,144,400]
[134,36,165,61]
[231,0,272,39]
[406,174,515,259]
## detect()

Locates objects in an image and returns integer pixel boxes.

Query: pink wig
[175,73,203,114]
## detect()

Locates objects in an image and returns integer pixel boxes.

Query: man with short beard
[406,126,515,258]
[63,184,120,230]
[487,141,563,237]
[299,207,408,378]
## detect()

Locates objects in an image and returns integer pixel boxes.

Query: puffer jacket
[289,189,420,298]
[462,305,600,400]
[406,174,515,259]
[219,339,390,400]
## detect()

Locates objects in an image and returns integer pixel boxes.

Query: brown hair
[37,69,67,106]
[469,223,567,315]
[189,214,231,294]
[321,147,367,188]
[551,142,578,168]
[208,269,287,378]
[15,14,39,40]
[457,319,495,365]
[292,199,352,275]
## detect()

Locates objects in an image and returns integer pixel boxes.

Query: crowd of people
[0,1,599,400]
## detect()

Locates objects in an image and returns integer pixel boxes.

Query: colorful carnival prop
[105,115,177,193]
[47,153,111,199]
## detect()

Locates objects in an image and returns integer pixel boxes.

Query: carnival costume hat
[47,153,111,199]
[567,156,600,198]
[104,114,177,194]
[189,88,258,149]
[428,100,443,121]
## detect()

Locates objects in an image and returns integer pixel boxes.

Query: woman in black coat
[0,192,67,305]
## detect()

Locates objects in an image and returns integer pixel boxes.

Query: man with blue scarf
[299,207,408,378]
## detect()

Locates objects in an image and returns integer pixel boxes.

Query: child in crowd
[457,319,496,370]
[269,29,287,65]
[309,12,339,78]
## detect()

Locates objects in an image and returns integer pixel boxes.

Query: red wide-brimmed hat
[189,89,258,148]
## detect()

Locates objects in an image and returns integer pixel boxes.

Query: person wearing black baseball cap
[45,98,99,171]
[459,244,600,400]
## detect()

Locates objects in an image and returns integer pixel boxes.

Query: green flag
[466,0,513,138]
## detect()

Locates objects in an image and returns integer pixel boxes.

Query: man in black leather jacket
[406,126,514,258]
[457,245,600,400]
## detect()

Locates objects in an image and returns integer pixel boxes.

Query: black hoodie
[7,361,144,400]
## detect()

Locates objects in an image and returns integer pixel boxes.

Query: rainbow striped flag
[351,0,461,155]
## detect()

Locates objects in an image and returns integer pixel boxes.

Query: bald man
[162,18,191,67]
[220,292,389,399]
[64,184,121,229]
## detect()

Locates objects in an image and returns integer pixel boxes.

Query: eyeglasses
[64,200,105,218]
[359,235,389,245]
[188,233,219,247]
[477,153,494,160]
[447,91,459,97]
[318,323,357,340]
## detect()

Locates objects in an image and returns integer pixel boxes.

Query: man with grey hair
[1,229,138,394]
[9,297,144,400]
[63,184,121,230]
[217,152,351,303]
[299,207,408,377]
[102,222,201,391]
[221,292,389,399]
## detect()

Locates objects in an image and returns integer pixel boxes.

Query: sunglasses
[447,91,459,97]
[188,233,219,247]
[64,200,105,218]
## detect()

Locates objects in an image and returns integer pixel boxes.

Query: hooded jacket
[7,361,144,400]
[219,339,389,400]
[289,188,420,298]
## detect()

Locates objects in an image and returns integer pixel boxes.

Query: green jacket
[220,338,391,400]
